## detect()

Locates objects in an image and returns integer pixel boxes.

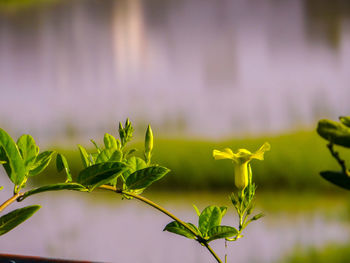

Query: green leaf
[56,153,72,182]
[95,149,123,164]
[125,148,137,157]
[193,204,200,216]
[95,149,113,163]
[339,116,350,128]
[220,206,227,217]
[250,213,264,221]
[104,133,118,150]
[163,221,197,239]
[0,205,40,236]
[17,134,38,172]
[123,156,147,179]
[89,153,98,164]
[0,128,26,185]
[77,162,127,191]
[320,171,350,190]
[18,183,87,201]
[90,139,101,153]
[198,206,222,237]
[317,119,350,147]
[109,150,122,162]
[29,151,55,177]
[78,145,90,168]
[125,166,170,190]
[187,222,201,236]
[207,226,238,242]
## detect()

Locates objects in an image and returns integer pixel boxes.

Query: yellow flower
[213,142,270,190]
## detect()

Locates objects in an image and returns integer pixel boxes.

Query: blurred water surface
[1,0,350,143]
[0,188,349,263]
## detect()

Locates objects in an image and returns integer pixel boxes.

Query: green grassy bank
[281,242,350,263]
[32,130,349,192]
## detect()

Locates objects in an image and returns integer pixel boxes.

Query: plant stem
[203,242,223,263]
[327,143,349,175]
[99,185,223,263]
[99,185,198,236]
[0,192,23,213]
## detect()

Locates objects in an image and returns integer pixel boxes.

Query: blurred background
[1,0,350,262]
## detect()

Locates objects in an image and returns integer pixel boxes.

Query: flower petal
[213,148,234,160]
[251,142,271,160]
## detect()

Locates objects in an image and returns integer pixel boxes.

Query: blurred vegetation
[304,0,350,48]
[29,130,350,192]
[0,0,58,15]
[281,242,350,263]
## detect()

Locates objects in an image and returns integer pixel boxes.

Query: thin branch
[203,242,223,263]
[99,185,198,237]
[0,192,24,213]
[99,185,223,263]
[327,143,349,176]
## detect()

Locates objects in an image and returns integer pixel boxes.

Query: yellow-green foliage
[32,131,346,192]
[281,242,350,263]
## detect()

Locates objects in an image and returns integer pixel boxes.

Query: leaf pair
[164,205,238,243]
[317,117,350,147]
[0,129,54,187]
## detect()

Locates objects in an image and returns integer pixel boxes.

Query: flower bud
[145,124,153,154]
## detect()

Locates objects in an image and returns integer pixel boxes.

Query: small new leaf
[28,151,55,177]
[0,205,41,236]
[90,139,101,153]
[339,116,350,128]
[317,119,350,147]
[250,213,264,221]
[95,149,122,164]
[56,153,72,182]
[78,145,90,168]
[198,206,222,237]
[104,133,118,150]
[17,134,37,171]
[192,204,200,217]
[220,206,227,217]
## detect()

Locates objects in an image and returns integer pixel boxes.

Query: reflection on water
[0,190,349,263]
[0,0,350,142]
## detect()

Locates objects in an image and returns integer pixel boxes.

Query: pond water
[1,0,350,143]
[0,186,349,263]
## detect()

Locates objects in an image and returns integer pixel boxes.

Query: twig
[99,185,223,263]
[0,192,24,213]
[327,143,349,176]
